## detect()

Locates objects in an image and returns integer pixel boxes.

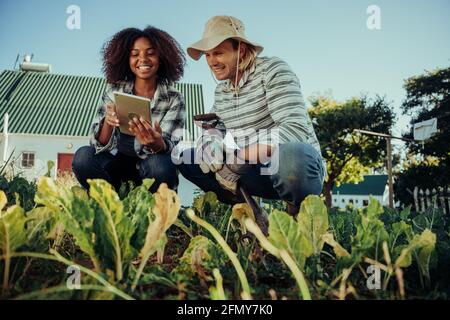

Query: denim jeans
[177,142,325,207]
[72,146,178,193]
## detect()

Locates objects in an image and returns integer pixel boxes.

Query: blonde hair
[229,39,258,72]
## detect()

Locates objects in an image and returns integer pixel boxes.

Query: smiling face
[204,40,245,82]
[129,37,159,81]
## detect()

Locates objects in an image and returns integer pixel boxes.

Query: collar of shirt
[121,80,169,102]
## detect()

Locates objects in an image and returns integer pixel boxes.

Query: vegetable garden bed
[0,175,449,300]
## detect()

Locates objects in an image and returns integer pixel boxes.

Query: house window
[363,199,369,206]
[334,199,337,203]
[21,152,35,168]
[342,199,345,203]
[349,199,354,204]
[356,199,359,203]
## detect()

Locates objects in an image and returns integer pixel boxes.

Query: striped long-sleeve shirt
[211,56,322,157]
[90,80,185,159]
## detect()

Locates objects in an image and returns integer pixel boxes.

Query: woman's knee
[72,146,95,174]
[138,154,178,185]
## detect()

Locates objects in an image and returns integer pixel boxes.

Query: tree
[394,155,448,207]
[395,66,450,207]
[308,95,395,207]
[401,67,450,159]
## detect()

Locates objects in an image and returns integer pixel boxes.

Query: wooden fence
[413,186,450,214]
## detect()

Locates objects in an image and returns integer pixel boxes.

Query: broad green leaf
[35,177,99,270]
[0,205,27,254]
[412,229,436,279]
[131,265,177,289]
[89,179,125,225]
[395,245,413,268]
[395,229,436,274]
[297,195,329,255]
[351,197,389,262]
[0,191,7,211]
[193,192,218,214]
[364,196,384,223]
[0,204,27,292]
[391,221,413,239]
[35,177,70,213]
[390,221,414,253]
[89,179,135,281]
[322,232,350,258]
[268,210,313,269]
[172,235,227,281]
[400,206,411,220]
[71,185,89,202]
[25,206,60,250]
[5,176,36,211]
[123,179,155,250]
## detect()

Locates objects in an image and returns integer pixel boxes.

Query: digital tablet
[113,91,152,135]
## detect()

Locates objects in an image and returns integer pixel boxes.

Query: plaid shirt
[90,80,185,159]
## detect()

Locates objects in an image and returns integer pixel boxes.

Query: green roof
[175,82,205,141]
[0,70,204,138]
[332,175,388,196]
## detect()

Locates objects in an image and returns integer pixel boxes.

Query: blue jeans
[72,146,178,193]
[177,142,325,207]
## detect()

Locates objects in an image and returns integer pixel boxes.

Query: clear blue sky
[1,0,449,146]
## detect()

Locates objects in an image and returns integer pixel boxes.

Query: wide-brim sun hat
[187,15,264,60]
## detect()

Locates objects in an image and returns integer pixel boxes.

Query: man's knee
[279,142,322,176]
[275,142,324,204]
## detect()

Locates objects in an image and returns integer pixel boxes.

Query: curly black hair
[101,26,186,85]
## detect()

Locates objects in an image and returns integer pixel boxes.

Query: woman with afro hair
[73,26,186,193]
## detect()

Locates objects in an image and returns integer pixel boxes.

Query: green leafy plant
[172,235,227,284]
[35,176,180,288]
[186,208,252,300]
[0,191,27,294]
[1,171,447,300]
[132,183,180,290]
[243,195,329,300]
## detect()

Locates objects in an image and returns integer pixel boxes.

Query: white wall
[0,133,88,180]
[0,133,198,206]
[331,194,384,209]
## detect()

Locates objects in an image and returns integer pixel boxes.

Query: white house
[0,67,204,206]
[331,175,390,209]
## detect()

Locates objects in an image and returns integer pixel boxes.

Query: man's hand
[129,117,166,153]
[195,138,224,173]
[195,119,227,173]
[215,164,252,194]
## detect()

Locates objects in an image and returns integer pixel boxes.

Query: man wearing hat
[178,15,326,215]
